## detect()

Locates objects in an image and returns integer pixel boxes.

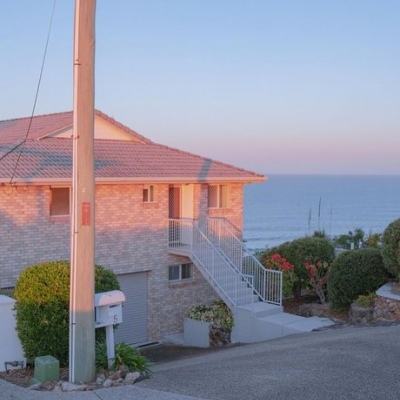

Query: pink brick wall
[0,182,244,340]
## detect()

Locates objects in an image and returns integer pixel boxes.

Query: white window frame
[143,184,155,203]
[208,184,229,209]
[50,187,71,217]
[168,263,193,282]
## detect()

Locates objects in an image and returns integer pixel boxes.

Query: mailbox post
[94,290,125,367]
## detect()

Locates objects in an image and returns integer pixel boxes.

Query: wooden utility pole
[69,0,96,384]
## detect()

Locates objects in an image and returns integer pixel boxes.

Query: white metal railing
[168,217,282,306]
[169,218,255,308]
[202,217,282,306]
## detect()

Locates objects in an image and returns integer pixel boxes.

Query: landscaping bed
[283,296,348,323]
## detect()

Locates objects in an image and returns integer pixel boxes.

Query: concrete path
[139,325,400,400]
[0,378,207,400]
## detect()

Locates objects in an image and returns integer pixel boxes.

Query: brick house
[0,110,271,345]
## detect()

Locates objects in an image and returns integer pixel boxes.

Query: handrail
[168,218,255,308]
[205,216,242,240]
[205,217,282,306]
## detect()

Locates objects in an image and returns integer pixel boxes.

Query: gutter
[0,175,266,186]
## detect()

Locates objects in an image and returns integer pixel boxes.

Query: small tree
[304,261,329,304]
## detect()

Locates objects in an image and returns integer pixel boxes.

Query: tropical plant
[96,342,150,374]
[114,343,150,374]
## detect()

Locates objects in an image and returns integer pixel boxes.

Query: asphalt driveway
[139,325,400,400]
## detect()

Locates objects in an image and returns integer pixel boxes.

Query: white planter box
[183,318,211,348]
[0,296,25,372]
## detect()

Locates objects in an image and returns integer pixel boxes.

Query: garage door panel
[115,272,148,345]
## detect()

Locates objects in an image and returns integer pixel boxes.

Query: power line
[8,0,57,183]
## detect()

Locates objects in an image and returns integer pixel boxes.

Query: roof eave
[0,175,265,186]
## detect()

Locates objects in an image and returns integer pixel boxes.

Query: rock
[61,381,87,392]
[109,370,122,381]
[28,382,42,391]
[350,303,374,324]
[119,364,129,379]
[53,383,62,392]
[40,380,56,391]
[103,378,113,388]
[124,372,140,384]
[374,295,400,321]
[96,373,106,385]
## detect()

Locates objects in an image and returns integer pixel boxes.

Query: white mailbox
[94,290,126,367]
[95,290,125,328]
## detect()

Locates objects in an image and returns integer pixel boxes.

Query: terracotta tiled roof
[0,111,264,184]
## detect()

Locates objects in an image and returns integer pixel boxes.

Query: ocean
[243,175,400,250]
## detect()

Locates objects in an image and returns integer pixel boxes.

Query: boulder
[103,378,113,388]
[124,372,140,384]
[349,303,374,324]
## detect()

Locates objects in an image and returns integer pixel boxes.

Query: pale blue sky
[1,1,399,175]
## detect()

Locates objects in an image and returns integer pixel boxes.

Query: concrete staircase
[169,217,334,344]
[232,302,334,343]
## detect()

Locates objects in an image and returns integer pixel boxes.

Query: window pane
[181,263,192,279]
[149,185,154,202]
[208,185,218,208]
[143,188,149,202]
[168,265,180,281]
[219,185,228,208]
[50,188,69,216]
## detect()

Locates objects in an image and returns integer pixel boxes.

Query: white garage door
[115,272,148,345]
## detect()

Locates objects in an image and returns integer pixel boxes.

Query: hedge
[14,261,119,366]
[327,248,387,309]
[382,219,400,279]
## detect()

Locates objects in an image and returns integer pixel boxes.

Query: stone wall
[374,296,400,321]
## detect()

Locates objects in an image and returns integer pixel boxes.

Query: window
[143,185,155,203]
[168,263,193,281]
[50,187,70,216]
[208,185,228,208]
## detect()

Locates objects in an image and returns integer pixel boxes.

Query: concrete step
[283,316,334,332]
[237,302,283,317]
[232,307,335,344]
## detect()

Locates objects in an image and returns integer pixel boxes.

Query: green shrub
[261,236,335,294]
[328,248,387,309]
[114,343,150,374]
[96,342,150,374]
[382,219,400,279]
[355,293,376,308]
[14,261,120,366]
